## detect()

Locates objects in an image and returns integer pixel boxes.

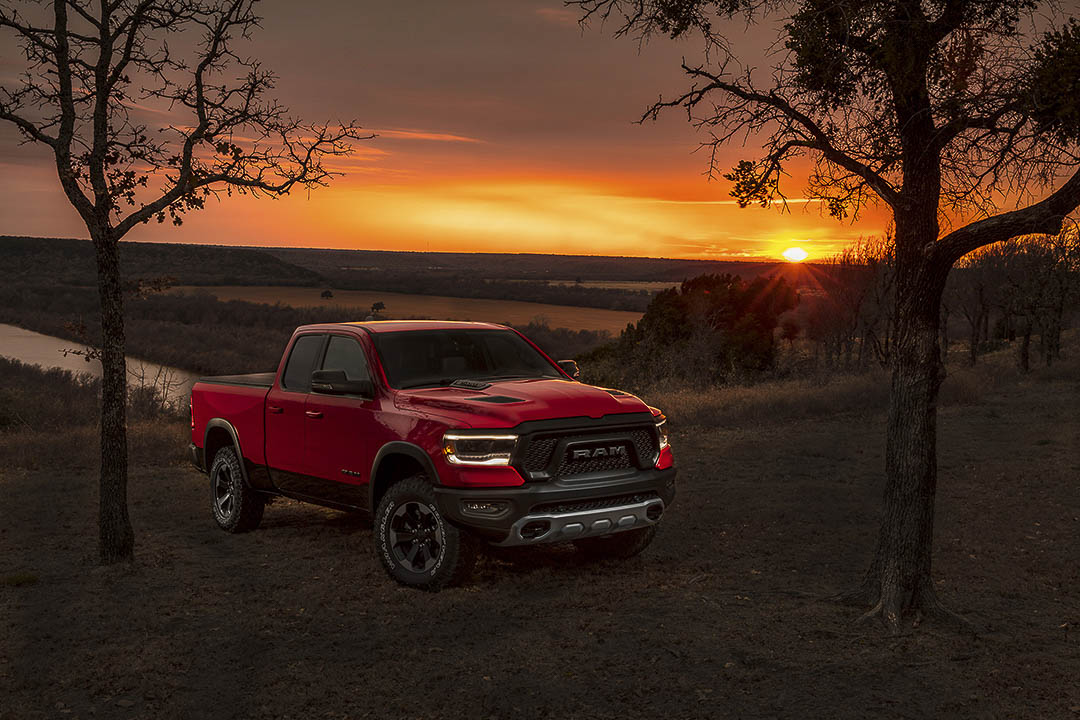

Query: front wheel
[209,446,264,533]
[374,475,476,591]
[574,525,657,560]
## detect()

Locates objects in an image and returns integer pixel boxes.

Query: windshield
[371,329,563,390]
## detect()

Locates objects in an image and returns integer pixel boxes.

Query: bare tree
[575,0,1080,629]
[993,228,1080,370]
[0,0,367,563]
[947,246,997,365]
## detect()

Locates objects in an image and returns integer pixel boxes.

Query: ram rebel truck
[189,321,675,590]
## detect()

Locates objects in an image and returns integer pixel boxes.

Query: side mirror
[558,360,581,380]
[311,369,373,397]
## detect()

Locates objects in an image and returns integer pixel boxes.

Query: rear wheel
[374,475,476,591]
[574,525,657,560]
[210,447,264,533]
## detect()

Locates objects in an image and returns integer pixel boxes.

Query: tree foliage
[587,272,797,387]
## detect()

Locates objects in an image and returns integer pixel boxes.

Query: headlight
[655,416,669,449]
[443,433,519,466]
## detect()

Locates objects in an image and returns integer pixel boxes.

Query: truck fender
[369,442,441,511]
[203,418,251,487]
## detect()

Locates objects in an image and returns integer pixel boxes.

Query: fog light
[520,520,550,540]
[462,500,510,517]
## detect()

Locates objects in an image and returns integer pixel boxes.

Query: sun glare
[782,247,809,263]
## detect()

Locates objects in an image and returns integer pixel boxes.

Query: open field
[169,285,642,334]
[520,279,680,292]
[1,345,1077,719]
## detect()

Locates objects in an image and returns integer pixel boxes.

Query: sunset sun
[782,247,809,263]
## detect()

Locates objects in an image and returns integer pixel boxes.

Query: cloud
[370,128,483,143]
[535,7,580,27]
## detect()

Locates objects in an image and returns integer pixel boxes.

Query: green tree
[576,0,1080,629]
[0,0,367,563]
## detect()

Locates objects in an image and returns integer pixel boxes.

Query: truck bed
[197,372,276,388]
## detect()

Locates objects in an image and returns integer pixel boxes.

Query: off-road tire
[574,525,657,560]
[209,446,264,533]
[374,475,477,591]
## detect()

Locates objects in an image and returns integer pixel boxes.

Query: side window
[281,334,324,392]
[322,336,370,381]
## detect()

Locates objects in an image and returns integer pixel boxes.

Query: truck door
[303,333,379,508]
[265,333,326,491]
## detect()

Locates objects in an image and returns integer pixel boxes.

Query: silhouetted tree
[0,0,367,563]
[947,247,997,365]
[613,273,798,383]
[577,0,1080,629]
[321,289,334,299]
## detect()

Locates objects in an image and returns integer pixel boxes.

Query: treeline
[581,273,799,389]
[945,232,1079,370]
[783,230,1079,372]
[0,284,610,377]
[266,246,780,282]
[0,236,654,311]
[317,269,653,312]
[0,236,321,287]
[576,229,1079,391]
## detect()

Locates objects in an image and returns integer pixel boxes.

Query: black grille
[517,426,659,479]
[628,428,659,467]
[531,491,660,515]
[522,437,558,473]
[556,449,633,477]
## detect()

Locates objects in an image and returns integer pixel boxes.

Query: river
[0,323,199,406]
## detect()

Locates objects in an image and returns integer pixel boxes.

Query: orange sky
[0,0,890,261]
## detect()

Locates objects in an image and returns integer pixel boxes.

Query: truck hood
[393,378,652,428]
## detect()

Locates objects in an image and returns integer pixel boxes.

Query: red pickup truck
[189,321,675,590]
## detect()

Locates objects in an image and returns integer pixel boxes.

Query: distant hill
[261,246,790,283]
[0,236,321,287]
[0,237,818,312]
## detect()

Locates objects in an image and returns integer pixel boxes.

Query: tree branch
[935,166,1080,264]
[654,64,901,208]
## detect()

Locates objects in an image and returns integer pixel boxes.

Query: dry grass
[0,420,189,471]
[0,356,190,471]
[169,285,642,334]
[646,331,1079,430]
[0,571,38,587]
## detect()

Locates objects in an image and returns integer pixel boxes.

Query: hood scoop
[468,395,525,404]
[450,378,492,390]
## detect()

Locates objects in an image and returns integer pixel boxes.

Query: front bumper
[433,467,676,545]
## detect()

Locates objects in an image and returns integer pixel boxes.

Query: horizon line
[0,233,822,265]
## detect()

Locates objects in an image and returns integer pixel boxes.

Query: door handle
[305,410,323,419]
[268,405,283,414]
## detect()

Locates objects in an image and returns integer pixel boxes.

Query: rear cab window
[280,334,325,392]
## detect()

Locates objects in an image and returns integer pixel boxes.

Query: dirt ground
[1,370,1077,719]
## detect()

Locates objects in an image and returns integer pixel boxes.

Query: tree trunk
[92,229,134,564]
[968,317,978,366]
[848,189,958,630]
[938,304,949,362]
[855,265,948,629]
[1019,322,1032,373]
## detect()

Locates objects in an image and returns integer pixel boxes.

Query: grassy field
[0,340,1076,718]
[527,279,679,292]
[170,285,642,333]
